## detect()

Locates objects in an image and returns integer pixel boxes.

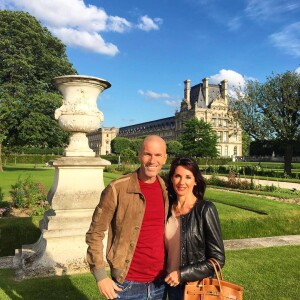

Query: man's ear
[163,154,167,164]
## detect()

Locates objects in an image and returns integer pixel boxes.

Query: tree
[111,137,132,155]
[166,140,183,156]
[120,148,136,164]
[233,71,300,175]
[130,138,143,154]
[179,118,218,158]
[242,132,251,156]
[0,11,77,166]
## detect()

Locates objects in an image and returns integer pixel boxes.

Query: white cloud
[6,0,110,31]
[2,0,161,55]
[107,16,131,33]
[50,27,119,55]
[269,22,300,57]
[138,89,170,99]
[138,89,180,109]
[295,67,300,73]
[209,69,256,96]
[165,100,181,108]
[137,15,162,31]
[245,0,299,20]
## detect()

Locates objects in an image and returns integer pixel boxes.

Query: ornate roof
[190,83,223,108]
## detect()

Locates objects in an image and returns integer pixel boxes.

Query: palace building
[87,77,243,157]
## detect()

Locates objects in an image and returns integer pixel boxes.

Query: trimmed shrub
[1,154,60,164]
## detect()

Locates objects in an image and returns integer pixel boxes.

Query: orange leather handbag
[184,258,243,300]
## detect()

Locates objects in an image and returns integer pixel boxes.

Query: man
[86,135,168,300]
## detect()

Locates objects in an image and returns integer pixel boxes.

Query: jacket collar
[127,168,167,195]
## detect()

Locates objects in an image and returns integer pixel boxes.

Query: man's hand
[165,270,181,287]
[97,278,123,299]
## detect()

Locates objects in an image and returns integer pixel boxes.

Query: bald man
[86,135,168,300]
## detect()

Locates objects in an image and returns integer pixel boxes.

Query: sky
[1,0,300,128]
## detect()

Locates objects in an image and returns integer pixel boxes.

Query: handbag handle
[208,258,223,293]
[209,258,223,280]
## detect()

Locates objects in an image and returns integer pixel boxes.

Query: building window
[225,146,228,156]
[218,118,222,127]
[234,146,237,155]
[217,132,221,142]
[234,133,238,141]
[223,132,227,142]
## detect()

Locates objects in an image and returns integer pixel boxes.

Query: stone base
[13,156,110,279]
[13,209,97,279]
[14,239,90,280]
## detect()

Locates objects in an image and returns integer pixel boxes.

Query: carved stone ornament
[53,75,111,157]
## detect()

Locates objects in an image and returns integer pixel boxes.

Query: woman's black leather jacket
[178,199,225,282]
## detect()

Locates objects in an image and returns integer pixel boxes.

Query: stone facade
[88,77,243,157]
[87,126,118,155]
[174,78,242,157]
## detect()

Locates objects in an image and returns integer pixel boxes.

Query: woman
[164,156,225,300]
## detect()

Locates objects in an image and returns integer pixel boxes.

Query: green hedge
[1,154,60,164]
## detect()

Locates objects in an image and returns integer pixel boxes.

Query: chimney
[221,79,228,104]
[202,77,209,106]
[184,79,191,105]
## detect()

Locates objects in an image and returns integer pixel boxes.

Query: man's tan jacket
[86,170,169,283]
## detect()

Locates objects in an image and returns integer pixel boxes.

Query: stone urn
[53,75,111,157]
[14,75,112,279]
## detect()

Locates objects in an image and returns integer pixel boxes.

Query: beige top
[165,209,181,273]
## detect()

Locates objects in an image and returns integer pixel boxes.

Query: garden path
[1,235,300,269]
[203,175,300,191]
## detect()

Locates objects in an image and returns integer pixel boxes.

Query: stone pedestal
[14,157,110,278]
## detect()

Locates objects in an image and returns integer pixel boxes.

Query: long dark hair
[167,156,206,206]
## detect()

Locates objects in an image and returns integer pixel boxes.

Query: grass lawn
[0,217,41,256]
[1,189,299,256]
[0,245,299,300]
[206,189,300,239]
[0,164,120,202]
[0,164,300,299]
[1,164,300,255]
[0,164,55,202]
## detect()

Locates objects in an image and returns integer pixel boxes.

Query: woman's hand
[165,270,181,287]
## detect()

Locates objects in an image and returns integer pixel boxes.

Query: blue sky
[2,0,300,128]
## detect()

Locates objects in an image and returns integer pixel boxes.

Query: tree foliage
[120,148,136,163]
[179,118,218,158]
[130,138,143,154]
[242,132,251,156]
[111,137,132,155]
[232,71,300,174]
[0,11,77,156]
[166,140,183,156]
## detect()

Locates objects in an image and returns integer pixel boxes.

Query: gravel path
[1,235,300,269]
[224,235,300,250]
[203,175,300,191]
